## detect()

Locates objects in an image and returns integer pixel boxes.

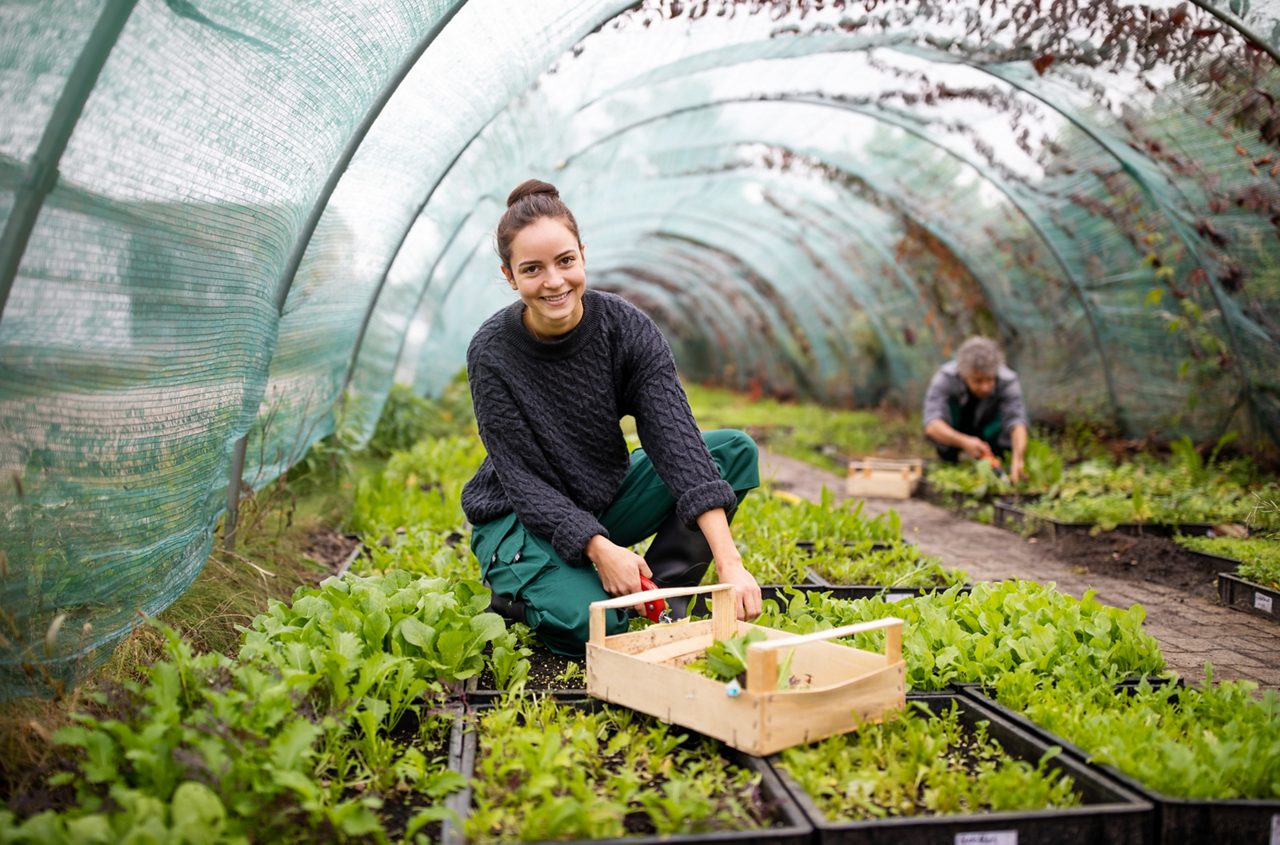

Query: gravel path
[759,449,1280,690]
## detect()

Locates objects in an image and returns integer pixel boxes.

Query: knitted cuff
[676,479,737,530]
[553,514,609,567]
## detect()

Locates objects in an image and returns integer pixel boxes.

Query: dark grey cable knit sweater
[461,289,736,566]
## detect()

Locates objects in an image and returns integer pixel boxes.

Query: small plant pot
[771,693,1153,845]
[1217,571,1280,621]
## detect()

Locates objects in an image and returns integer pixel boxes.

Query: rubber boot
[486,590,528,626]
[643,510,713,619]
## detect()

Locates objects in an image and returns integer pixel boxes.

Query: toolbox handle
[745,616,904,694]
[589,583,737,645]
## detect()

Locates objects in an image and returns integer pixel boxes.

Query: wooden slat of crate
[587,584,905,756]
[845,458,923,499]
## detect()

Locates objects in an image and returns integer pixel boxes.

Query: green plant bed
[1176,534,1280,591]
[349,435,486,538]
[1012,441,1280,533]
[994,499,1216,539]
[453,696,811,844]
[772,694,1151,845]
[0,624,467,844]
[801,540,966,589]
[756,581,1164,692]
[732,488,907,584]
[683,384,930,473]
[976,672,1280,845]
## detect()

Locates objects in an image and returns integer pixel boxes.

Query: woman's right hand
[586,535,653,597]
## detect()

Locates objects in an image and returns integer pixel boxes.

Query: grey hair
[955,336,1003,377]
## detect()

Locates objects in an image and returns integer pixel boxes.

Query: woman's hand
[586,535,652,597]
[717,560,762,620]
[695,508,761,621]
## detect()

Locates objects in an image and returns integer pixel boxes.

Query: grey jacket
[922,360,1028,440]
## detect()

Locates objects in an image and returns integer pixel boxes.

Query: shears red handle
[637,575,667,623]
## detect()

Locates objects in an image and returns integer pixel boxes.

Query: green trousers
[470,429,759,656]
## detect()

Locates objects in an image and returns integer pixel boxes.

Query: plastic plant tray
[688,582,970,617]
[803,567,969,597]
[957,687,1280,845]
[992,500,1216,539]
[443,698,814,845]
[1217,571,1280,620]
[770,692,1154,845]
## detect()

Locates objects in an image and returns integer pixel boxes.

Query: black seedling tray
[689,582,967,617]
[443,699,813,845]
[992,500,1216,539]
[958,687,1280,845]
[1217,571,1280,621]
[769,692,1153,845]
[794,540,900,552]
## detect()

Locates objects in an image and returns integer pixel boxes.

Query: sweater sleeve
[922,366,953,429]
[997,370,1030,433]
[623,314,736,529]
[468,356,608,565]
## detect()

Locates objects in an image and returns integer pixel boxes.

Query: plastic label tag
[1256,593,1274,614]
[886,593,911,603]
[956,833,1017,845]
[1270,812,1279,845]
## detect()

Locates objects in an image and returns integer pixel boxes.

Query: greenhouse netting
[2,0,1279,691]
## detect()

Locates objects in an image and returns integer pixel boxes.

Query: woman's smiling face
[502,216,586,338]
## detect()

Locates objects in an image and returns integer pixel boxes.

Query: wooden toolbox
[586,584,906,756]
[845,457,923,499]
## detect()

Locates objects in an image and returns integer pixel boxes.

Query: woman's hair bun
[507,179,560,208]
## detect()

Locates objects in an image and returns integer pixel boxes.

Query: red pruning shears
[982,454,1009,481]
[637,575,670,623]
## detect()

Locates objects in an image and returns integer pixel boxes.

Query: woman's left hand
[717,559,762,620]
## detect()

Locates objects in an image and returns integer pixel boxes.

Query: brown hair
[496,179,581,271]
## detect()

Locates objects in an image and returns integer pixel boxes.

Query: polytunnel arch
[531,11,1274,428]
[522,90,1124,418]
[3,0,1280,691]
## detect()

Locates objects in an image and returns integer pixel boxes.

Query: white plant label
[886,593,911,603]
[1270,813,1279,845]
[956,832,1017,845]
[1256,593,1274,614]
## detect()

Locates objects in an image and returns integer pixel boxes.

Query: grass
[684,382,930,471]
[0,436,371,805]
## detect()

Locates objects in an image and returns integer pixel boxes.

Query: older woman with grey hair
[922,336,1029,482]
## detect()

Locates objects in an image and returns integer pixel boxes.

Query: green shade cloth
[2,1,1279,692]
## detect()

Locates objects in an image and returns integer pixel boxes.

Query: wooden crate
[845,457,923,499]
[586,584,906,756]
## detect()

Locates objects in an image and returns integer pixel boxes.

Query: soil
[302,526,363,574]
[373,709,453,844]
[1045,531,1221,603]
[472,641,586,694]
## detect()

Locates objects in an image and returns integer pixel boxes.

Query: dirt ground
[759,449,1280,691]
[302,526,363,576]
